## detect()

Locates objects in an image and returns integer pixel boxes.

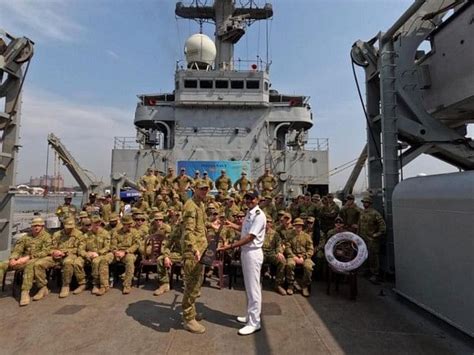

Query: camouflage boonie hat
[63,218,75,228]
[195,181,210,189]
[109,213,119,222]
[151,207,159,212]
[153,213,164,220]
[300,213,308,219]
[307,217,315,223]
[282,212,292,219]
[237,211,246,217]
[79,211,88,218]
[121,214,134,225]
[156,195,164,200]
[82,218,92,226]
[278,210,286,216]
[31,217,45,227]
[293,218,304,225]
[131,207,140,214]
[91,215,102,224]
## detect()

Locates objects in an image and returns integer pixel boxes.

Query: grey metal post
[214,0,234,70]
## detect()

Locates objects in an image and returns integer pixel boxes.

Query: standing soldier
[34,218,82,298]
[0,217,51,306]
[138,168,161,207]
[162,167,176,189]
[181,181,209,334]
[256,168,277,194]
[260,193,278,222]
[284,218,314,297]
[56,194,77,222]
[83,193,100,216]
[339,194,361,233]
[358,196,386,284]
[274,194,286,213]
[201,171,214,190]
[173,168,193,202]
[319,194,340,234]
[233,171,253,195]
[100,194,113,224]
[192,170,202,188]
[110,215,139,294]
[215,169,232,196]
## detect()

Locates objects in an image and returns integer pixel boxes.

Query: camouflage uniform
[157,223,182,286]
[256,172,277,193]
[201,176,214,190]
[263,226,285,286]
[110,226,140,288]
[76,227,112,288]
[319,200,340,234]
[215,173,232,194]
[100,202,113,224]
[34,226,83,289]
[359,206,386,276]
[233,174,252,194]
[285,226,314,288]
[173,173,193,201]
[56,203,77,222]
[139,172,161,206]
[0,229,51,292]
[340,203,361,233]
[181,194,208,322]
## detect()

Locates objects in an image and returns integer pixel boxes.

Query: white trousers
[240,247,263,327]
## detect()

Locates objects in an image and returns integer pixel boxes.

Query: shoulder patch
[256,210,261,215]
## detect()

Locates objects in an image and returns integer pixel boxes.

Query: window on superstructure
[231,80,244,89]
[216,80,229,89]
[200,80,213,89]
[264,81,269,91]
[184,80,198,89]
[246,80,260,89]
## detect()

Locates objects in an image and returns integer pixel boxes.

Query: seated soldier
[139,212,171,259]
[74,216,112,296]
[284,218,314,297]
[110,214,139,294]
[133,212,149,240]
[0,217,51,306]
[154,213,182,296]
[105,212,122,234]
[34,218,83,298]
[262,216,287,296]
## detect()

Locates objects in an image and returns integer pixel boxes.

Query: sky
[1,0,470,191]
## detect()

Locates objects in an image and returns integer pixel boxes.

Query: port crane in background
[0,30,34,260]
[47,133,105,205]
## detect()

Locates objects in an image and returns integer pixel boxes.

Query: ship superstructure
[111,0,329,196]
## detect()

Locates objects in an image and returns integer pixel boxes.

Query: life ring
[325,232,368,273]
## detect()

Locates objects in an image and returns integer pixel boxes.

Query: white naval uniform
[240,205,267,328]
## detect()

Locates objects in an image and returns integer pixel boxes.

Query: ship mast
[175,0,273,70]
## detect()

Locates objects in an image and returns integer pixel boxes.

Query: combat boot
[153,283,170,296]
[276,285,287,296]
[122,286,131,294]
[72,284,86,295]
[96,286,108,296]
[19,291,30,306]
[183,319,206,334]
[302,287,310,297]
[32,286,49,301]
[286,287,294,295]
[91,286,100,295]
[59,286,70,298]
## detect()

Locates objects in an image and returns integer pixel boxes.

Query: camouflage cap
[31,217,45,227]
[307,217,315,223]
[151,207,159,212]
[156,195,164,200]
[121,214,134,225]
[361,196,373,203]
[203,171,208,175]
[91,215,102,224]
[277,210,286,216]
[218,212,226,218]
[153,212,164,220]
[195,181,210,189]
[82,218,92,227]
[237,211,246,217]
[79,211,88,218]
[195,170,200,174]
[282,212,292,219]
[241,171,247,175]
[109,213,119,222]
[63,218,75,228]
[300,213,308,219]
[293,218,304,226]
[131,207,140,214]
[335,216,344,223]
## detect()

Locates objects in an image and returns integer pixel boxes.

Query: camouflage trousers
[366,238,380,276]
[182,257,204,322]
[34,256,78,288]
[286,257,314,287]
[112,253,136,287]
[0,259,37,291]
[143,191,156,207]
[157,253,181,285]
[263,254,286,286]
[74,255,111,288]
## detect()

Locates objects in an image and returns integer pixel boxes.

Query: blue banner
[177,160,251,187]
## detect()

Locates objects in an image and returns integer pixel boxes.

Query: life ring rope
[324,232,368,273]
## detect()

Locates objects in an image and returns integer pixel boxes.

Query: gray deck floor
[0,274,472,355]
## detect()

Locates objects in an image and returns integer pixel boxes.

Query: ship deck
[0,275,472,354]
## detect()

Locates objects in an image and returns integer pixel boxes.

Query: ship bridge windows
[215,80,229,89]
[264,81,269,91]
[184,79,198,88]
[199,80,213,89]
[246,80,260,89]
[231,80,244,89]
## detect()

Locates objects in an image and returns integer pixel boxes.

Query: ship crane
[0,30,34,260]
[47,133,104,205]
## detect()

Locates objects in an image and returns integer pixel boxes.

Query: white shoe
[238,325,261,336]
[236,316,247,324]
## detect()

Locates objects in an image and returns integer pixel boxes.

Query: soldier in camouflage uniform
[105,212,122,234]
[256,168,277,194]
[201,171,214,190]
[139,212,170,258]
[260,193,278,222]
[100,194,114,224]
[110,214,140,294]
[339,194,361,233]
[358,196,386,283]
[139,167,161,207]
[173,168,193,202]
[133,212,149,240]
[74,216,111,296]
[83,193,100,216]
[262,217,286,295]
[169,194,184,212]
[0,217,51,306]
[319,194,340,234]
[181,181,209,334]
[224,197,240,221]
[285,218,314,297]
[154,213,182,296]
[192,170,202,189]
[214,169,232,196]
[133,196,150,212]
[274,194,286,214]
[154,194,168,213]
[34,218,83,298]
[233,171,253,195]
[161,167,176,189]
[55,194,77,222]
[276,212,295,243]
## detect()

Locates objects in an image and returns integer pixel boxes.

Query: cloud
[106,50,120,60]
[0,0,83,42]
[17,87,134,186]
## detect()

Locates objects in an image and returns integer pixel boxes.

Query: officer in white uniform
[219,190,266,335]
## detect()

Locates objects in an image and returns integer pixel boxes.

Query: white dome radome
[184,34,216,68]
